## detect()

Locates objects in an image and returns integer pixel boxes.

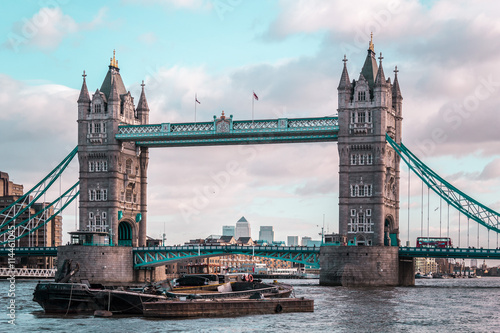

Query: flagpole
[195,93,197,123]
[252,91,254,125]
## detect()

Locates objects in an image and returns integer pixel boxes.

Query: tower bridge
[2,38,500,286]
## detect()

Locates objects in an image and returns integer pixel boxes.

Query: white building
[222,225,235,237]
[287,236,299,246]
[301,236,312,246]
[235,216,251,239]
[259,226,274,244]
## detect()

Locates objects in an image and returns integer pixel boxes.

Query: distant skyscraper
[222,225,235,237]
[259,226,274,244]
[287,236,299,246]
[235,216,251,239]
[301,236,312,246]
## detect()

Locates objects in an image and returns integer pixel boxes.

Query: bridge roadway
[115,116,339,147]
[1,246,499,268]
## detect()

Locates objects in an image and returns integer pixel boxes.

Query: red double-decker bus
[416,237,452,248]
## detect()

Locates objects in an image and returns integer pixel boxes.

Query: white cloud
[4,7,107,52]
[138,32,158,45]
[122,0,211,9]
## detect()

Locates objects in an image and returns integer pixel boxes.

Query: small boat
[165,281,293,299]
[33,279,295,314]
[142,297,314,318]
[33,282,168,315]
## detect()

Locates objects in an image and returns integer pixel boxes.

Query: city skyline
[1,1,500,248]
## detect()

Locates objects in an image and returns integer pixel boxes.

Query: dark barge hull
[142,298,314,318]
[33,283,101,314]
[33,282,167,314]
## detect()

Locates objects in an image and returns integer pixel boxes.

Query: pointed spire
[137,80,149,111]
[361,37,378,90]
[369,32,374,52]
[77,70,90,103]
[337,55,351,90]
[108,74,120,102]
[375,52,386,86]
[392,66,402,97]
[110,49,119,69]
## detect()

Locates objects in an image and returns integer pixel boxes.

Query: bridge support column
[57,245,166,286]
[319,246,400,287]
[398,256,415,286]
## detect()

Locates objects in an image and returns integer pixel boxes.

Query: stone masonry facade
[77,52,150,247]
[337,37,403,247]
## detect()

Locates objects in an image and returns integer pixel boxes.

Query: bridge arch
[384,215,397,246]
[118,220,135,246]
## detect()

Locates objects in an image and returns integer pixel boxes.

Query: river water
[1,277,499,333]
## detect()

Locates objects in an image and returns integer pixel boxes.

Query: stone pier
[57,245,165,286]
[319,246,414,287]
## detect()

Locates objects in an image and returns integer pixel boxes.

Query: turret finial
[110,49,118,68]
[394,66,399,76]
[369,32,374,52]
[342,54,348,64]
[82,70,87,79]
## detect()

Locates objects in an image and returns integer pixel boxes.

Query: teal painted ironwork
[386,134,500,234]
[0,181,79,237]
[0,247,58,256]
[0,184,80,245]
[399,247,500,259]
[116,116,339,147]
[3,246,498,261]
[0,146,78,230]
[132,245,320,269]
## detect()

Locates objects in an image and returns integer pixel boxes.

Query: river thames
[2,277,499,332]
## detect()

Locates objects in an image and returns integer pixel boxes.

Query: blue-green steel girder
[0,183,80,245]
[116,116,339,147]
[386,134,500,234]
[0,146,78,230]
[3,246,499,260]
[399,247,500,259]
[133,245,320,269]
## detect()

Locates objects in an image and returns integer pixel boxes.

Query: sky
[1,0,500,254]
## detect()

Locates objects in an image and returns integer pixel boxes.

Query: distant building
[222,225,235,237]
[235,216,251,239]
[0,171,62,268]
[415,257,437,274]
[259,226,274,244]
[287,236,299,246]
[301,236,312,246]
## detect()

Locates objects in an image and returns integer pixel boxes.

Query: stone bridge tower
[77,52,149,247]
[337,36,403,247]
[320,38,411,287]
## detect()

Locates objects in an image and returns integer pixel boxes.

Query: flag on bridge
[195,94,200,104]
[253,91,259,101]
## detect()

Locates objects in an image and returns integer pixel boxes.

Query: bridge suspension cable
[0,146,78,230]
[0,147,79,245]
[386,134,500,235]
[0,181,79,245]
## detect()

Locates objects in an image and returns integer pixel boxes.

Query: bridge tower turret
[337,36,402,247]
[77,51,149,247]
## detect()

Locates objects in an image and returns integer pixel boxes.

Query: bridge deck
[1,246,499,262]
[399,247,500,259]
[116,116,339,147]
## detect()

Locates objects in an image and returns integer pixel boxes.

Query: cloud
[122,0,211,9]
[3,7,107,52]
[138,32,158,45]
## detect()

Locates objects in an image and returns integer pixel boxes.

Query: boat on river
[166,281,293,299]
[142,297,314,318]
[33,280,294,314]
